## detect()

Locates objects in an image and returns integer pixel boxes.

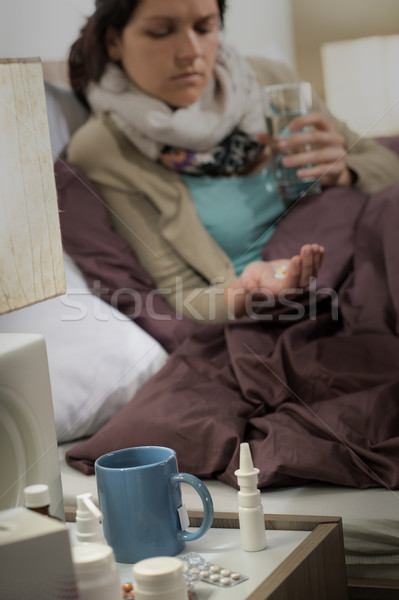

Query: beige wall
[292,0,399,99]
[224,0,295,68]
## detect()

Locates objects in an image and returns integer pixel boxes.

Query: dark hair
[69,0,227,103]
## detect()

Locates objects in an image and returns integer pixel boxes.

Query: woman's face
[106,0,220,108]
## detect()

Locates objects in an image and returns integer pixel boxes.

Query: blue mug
[95,446,214,563]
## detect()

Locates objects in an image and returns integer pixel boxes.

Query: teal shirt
[182,169,288,275]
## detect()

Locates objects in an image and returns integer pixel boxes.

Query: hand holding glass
[264,81,322,201]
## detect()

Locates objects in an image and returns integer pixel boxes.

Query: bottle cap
[72,543,115,573]
[133,556,187,596]
[24,484,50,508]
[76,493,102,520]
[234,443,259,490]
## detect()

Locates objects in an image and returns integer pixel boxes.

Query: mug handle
[170,473,214,542]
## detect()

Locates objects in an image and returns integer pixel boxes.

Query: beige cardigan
[67,57,399,323]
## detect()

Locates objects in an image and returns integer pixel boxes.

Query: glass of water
[264,81,322,202]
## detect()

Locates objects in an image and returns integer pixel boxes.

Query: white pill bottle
[133,556,189,600]
[72,543,121,600]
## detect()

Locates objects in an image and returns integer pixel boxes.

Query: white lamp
[0,58,65,313]
[321,35,399,137]
[0,58,66,519]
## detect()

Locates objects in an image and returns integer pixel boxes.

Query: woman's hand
[277,112,354,188]
[240,243,324,294]
[225,244,325,317]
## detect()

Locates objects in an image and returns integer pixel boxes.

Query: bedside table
[71,512,347,599]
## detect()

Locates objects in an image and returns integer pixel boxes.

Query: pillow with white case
[44,80,89,158]
[0,253,168,442]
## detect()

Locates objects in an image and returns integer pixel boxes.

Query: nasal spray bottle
[75,493,105,544]
[234,443,267,552]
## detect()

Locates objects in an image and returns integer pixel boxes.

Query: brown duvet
[56,159,399,490]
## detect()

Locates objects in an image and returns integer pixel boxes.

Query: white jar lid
[133,556,184,585]
[23,484,50,508]
[72,543,115,574]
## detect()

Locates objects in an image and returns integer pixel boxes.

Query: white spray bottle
[76,493,105,544]
[234,443,267,552]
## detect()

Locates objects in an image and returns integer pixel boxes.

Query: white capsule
[200,570,210,578]
[274,265,288,279]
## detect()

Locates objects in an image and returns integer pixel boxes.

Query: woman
[67,0,399,323]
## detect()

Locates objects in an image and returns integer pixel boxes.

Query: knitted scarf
[87,43,267,175]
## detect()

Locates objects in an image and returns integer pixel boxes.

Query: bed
[3,75,399,599]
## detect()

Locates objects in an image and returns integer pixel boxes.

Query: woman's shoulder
[66,112,149,181]
[67,113,118,165]
[245,55,298,87]
[66,112,181,193]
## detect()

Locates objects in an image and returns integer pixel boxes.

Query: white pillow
[0,254,168,442]
[45,80,89,158]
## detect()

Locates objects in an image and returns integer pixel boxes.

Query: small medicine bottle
[23,484,62,521]
[132,556,189,600]
[72,543,121,600]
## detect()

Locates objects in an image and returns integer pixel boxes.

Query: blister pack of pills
[179,552,248,588]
